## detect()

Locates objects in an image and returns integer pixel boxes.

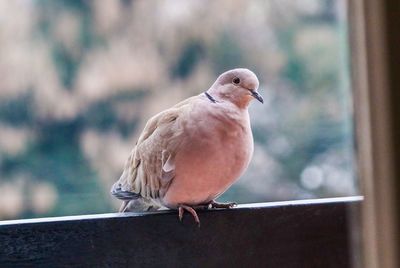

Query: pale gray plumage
[111,68,263,223]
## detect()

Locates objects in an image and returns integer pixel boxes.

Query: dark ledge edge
[0,196,363,226]
[0,196,363,268]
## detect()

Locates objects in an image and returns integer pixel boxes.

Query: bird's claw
[177,201,236,227]
[209,200,237,209]
[178,205,200,227]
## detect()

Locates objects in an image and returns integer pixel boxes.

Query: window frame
[349,0,399,267]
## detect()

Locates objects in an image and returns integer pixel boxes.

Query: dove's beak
[250,90,264,103]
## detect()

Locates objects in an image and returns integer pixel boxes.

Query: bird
[110,68,263,226]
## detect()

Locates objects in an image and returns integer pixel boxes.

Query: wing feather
[111,97,195,201]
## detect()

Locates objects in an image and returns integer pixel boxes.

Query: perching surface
[0,196,362,268]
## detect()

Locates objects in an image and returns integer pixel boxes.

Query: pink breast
[161,129,253,208]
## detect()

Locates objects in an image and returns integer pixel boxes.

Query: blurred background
[0,0,356,220]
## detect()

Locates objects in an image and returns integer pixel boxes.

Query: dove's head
[209,68,263,108]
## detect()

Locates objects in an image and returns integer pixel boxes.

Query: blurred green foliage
[0,0,355,220]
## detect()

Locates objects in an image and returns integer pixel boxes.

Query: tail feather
[110,182,140,201]
[120,198,161,212]
[111,172,161,212]
[111,182,160,212]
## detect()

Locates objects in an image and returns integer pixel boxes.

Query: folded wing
[111,97,195,201]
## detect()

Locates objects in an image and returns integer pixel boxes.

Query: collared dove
[111,68,263,226]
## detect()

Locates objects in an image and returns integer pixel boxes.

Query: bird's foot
[208,200,237,209]
[178,205,200,227]
[191,204,210,210]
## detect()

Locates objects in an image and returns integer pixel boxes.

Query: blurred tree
[0,0,355,220]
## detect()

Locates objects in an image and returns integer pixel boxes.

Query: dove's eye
[232,77,240,85]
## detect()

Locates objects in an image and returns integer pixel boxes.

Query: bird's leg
[208,200,237,209]
[178,205,200,227]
